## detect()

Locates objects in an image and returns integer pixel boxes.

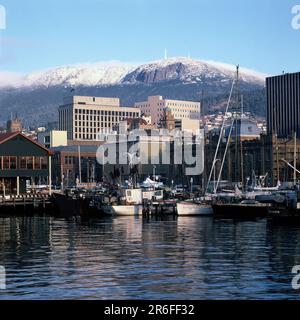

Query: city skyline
[0,0,300,77]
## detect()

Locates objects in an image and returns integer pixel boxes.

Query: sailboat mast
[204,80,235,196]
[273,106,280,184]
[294,131,297,185]
[234,65,240,184]
[78,145,82,184]
[239,70,244,190]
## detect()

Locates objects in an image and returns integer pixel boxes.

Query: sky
[0,0,300,76]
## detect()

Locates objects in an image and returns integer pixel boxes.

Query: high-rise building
[267,72,300,138]
[134,96,201,127]
[58,96,140,140]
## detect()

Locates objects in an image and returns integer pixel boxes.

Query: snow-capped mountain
[0,57,267,127]
[0,57,266,89]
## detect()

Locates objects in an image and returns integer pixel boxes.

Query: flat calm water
[1,215,300,300]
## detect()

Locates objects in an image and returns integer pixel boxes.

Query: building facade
[204,132,273,188]
[267,72,300,138]
[51,144,103,188]
[59,96,140,141]
[38,130,68,148]
[0,132,52,195]
[135,95,201,127]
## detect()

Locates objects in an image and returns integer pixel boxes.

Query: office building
[135,95,201,127]
[59,96,140,141]
[267,72,300,138]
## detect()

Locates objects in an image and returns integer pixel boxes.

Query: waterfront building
[58,96,141,141]
[135,95,201,127]
[38,130,68,149]
[0,132,53,195]
[51,144,103,187]
[103,130,204,187]
[269,133,300,184]
[267,72,300,138]
[224,116,262,141]
[204,130,272,188]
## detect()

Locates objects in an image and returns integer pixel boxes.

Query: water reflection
[0,216,300,300]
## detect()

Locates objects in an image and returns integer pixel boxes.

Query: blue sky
[0,0,299,75]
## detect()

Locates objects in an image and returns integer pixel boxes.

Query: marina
[1,0,300,304]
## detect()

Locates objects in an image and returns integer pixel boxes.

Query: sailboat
[177,72,238,216]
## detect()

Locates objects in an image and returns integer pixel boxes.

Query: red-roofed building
[0,132,53,195]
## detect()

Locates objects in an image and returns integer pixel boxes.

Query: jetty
[0,193,53,214]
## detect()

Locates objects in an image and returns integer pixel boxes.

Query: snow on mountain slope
[0,62,135,88]
[24,62,136,88]
[122,57,267,85]
[0,57,267,89]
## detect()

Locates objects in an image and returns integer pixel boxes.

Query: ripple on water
[0,216,300,300]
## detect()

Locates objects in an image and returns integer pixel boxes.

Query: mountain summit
[122,57,266,85]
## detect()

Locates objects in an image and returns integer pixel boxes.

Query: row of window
[74,134,99,140]
[75,127,101,133]
[74,109,139,117]
[75,116,125,122]
[0,156,48,171]
[138,103,199,109]
[65,156,76,165]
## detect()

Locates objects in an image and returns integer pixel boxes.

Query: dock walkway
[0,194,53,212]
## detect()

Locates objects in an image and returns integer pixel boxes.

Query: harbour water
[0,215,300,300]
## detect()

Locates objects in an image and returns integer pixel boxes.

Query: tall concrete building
[267,72,300,138]
[134,96,201,127]
[59,96,140,141]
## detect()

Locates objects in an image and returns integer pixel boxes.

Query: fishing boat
[101,188,144,216]
[177,200,213,216]
[212,200,271,219]
[267,191,300,224]
[111,204,143,216]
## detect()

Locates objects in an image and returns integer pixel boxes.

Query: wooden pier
[0,194,53,214]
[142,200,177,217]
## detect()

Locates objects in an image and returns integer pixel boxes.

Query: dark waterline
[0,215,300,300]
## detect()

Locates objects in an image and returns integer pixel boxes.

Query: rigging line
[204,79,235,196]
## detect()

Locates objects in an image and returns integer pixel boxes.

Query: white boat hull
[111,205,143,216]
[177,202,213,216]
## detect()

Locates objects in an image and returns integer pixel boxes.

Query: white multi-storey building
[59,96,140,141]
[134,95,201,126]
